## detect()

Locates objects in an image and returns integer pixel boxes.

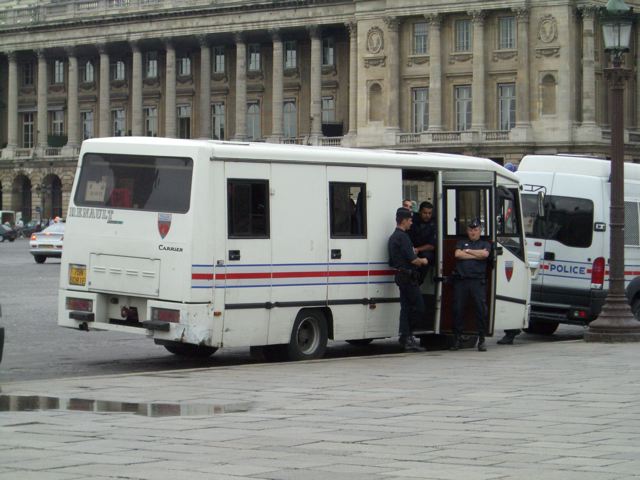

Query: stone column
[98,44,110,137]
[345,20,358,140]
[268,29,284,142]
[580,6,597,126]
[427,14,443,132]
[66,48,80,148]
[384,16,401,136]
[470,10,486,131]
[131,41,143,136]
[165,40,176,138]
[198,35,211,138]
[514,7,530,129]
[308,26,323,140]
[3,52,18,156]
[234,33,247,140]
[36,50,48,149]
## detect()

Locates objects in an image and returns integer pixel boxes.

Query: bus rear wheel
[162,342,218,357]
[286,310,328,361]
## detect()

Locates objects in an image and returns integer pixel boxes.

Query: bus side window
[227,179,270,238]
[329,182,366,238]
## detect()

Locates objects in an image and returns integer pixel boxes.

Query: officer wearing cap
[451,218,492,352]
[388,207,428,351]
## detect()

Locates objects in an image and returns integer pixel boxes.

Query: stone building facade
[0,0,639,221]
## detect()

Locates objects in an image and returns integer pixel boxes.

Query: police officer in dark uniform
[388,208,428,351]
[409,201,437,284]
[451,218,491,352]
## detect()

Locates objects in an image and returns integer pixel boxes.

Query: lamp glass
[602,18,633,51]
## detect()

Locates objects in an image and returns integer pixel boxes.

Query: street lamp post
[585,0,640,342]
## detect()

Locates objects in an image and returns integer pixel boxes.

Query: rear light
[591,257,605,289]
[30,234,36,241]
[66,297,93,312]
[151,307,180,323]
[571,309,588,319]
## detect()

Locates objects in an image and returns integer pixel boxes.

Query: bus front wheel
[286,310,328,361]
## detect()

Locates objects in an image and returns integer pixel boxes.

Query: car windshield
[43,224,65,234]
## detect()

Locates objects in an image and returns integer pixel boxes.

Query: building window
[498,83,516,130]
[284,40,297,69]
[213,46,225,73]
[212,102,225,140]
[248,44,261,71]
[412,87,429,132]
[51,110,65,136]
[322,96,335,123]
[145,51,158,79]
[22,113,34,148]
[81,111,93,140]
[227,179,269,238]
[454,85,472,131]
[178,105,191,139]
[283,100,297,138]
[322,37,335,66]
[80,60,94,83]
[329,182,366,237]
[22,62,34,86]
[413,22,429,55]
[144,106,158,137]
[53,59,65,84]
[110,60,126,81]
[177,56,191,77]
[112,109,125,136]
[247,102,261,140]
[455,19,472,52]
[498,16,516,50]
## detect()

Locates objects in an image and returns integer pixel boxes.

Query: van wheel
[346,339,373,346]
[632,299,640,320]
[34,255,46,264]
[162,342,217,357]
[286,310,328,361]
[524,320,559,335]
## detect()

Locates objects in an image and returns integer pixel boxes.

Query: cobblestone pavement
[1,338,640,479]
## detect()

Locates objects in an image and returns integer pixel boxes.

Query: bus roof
[519,154,640,181]
[80,137,519,182]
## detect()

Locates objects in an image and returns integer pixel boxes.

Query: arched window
[247,102,261,140]
[283,101,297,138]
[541,74,557,115]
[12,174,32,222]
[369,83,383,122]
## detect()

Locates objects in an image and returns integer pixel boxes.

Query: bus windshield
[74,153,193,213]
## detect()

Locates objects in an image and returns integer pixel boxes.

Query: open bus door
[438,172,496,337]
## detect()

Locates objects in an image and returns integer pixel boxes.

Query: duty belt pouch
[395,268,419,287]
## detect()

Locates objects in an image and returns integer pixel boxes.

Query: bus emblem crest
[505,260,514,282]
[158,213,172,239]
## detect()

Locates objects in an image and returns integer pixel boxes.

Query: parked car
[0,224,17,242]
[30,222,64,263]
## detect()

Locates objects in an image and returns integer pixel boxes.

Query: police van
[58,137,530,359]
[518,155,640,334]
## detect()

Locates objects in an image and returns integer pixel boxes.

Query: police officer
[388,207,428,351]
[409,201,437,265]
[451,218,491,352]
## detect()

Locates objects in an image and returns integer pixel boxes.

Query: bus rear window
[74,153,193,213]
[522,194,593,248]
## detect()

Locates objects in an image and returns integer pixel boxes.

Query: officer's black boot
[477,336,487,352]
[450,335,461,351]
[497,333,514,345]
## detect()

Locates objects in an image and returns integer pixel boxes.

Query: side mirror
[537,191,545,217]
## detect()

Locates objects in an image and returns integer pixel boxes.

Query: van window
[329,182,366,238]
[74,153,193,213]
[522,194,594,248]
[227,179,269,238]
[624,201,640,246]
[445,187,491,236]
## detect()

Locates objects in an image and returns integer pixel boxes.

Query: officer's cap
[396,208,412,221]
[467,218,482,229]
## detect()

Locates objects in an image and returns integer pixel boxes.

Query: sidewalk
[1,339,640,480]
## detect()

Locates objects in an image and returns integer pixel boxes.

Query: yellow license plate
[69,265,87,286]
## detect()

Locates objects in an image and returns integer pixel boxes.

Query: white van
[518,155,640,334]
[58,137,530,359]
